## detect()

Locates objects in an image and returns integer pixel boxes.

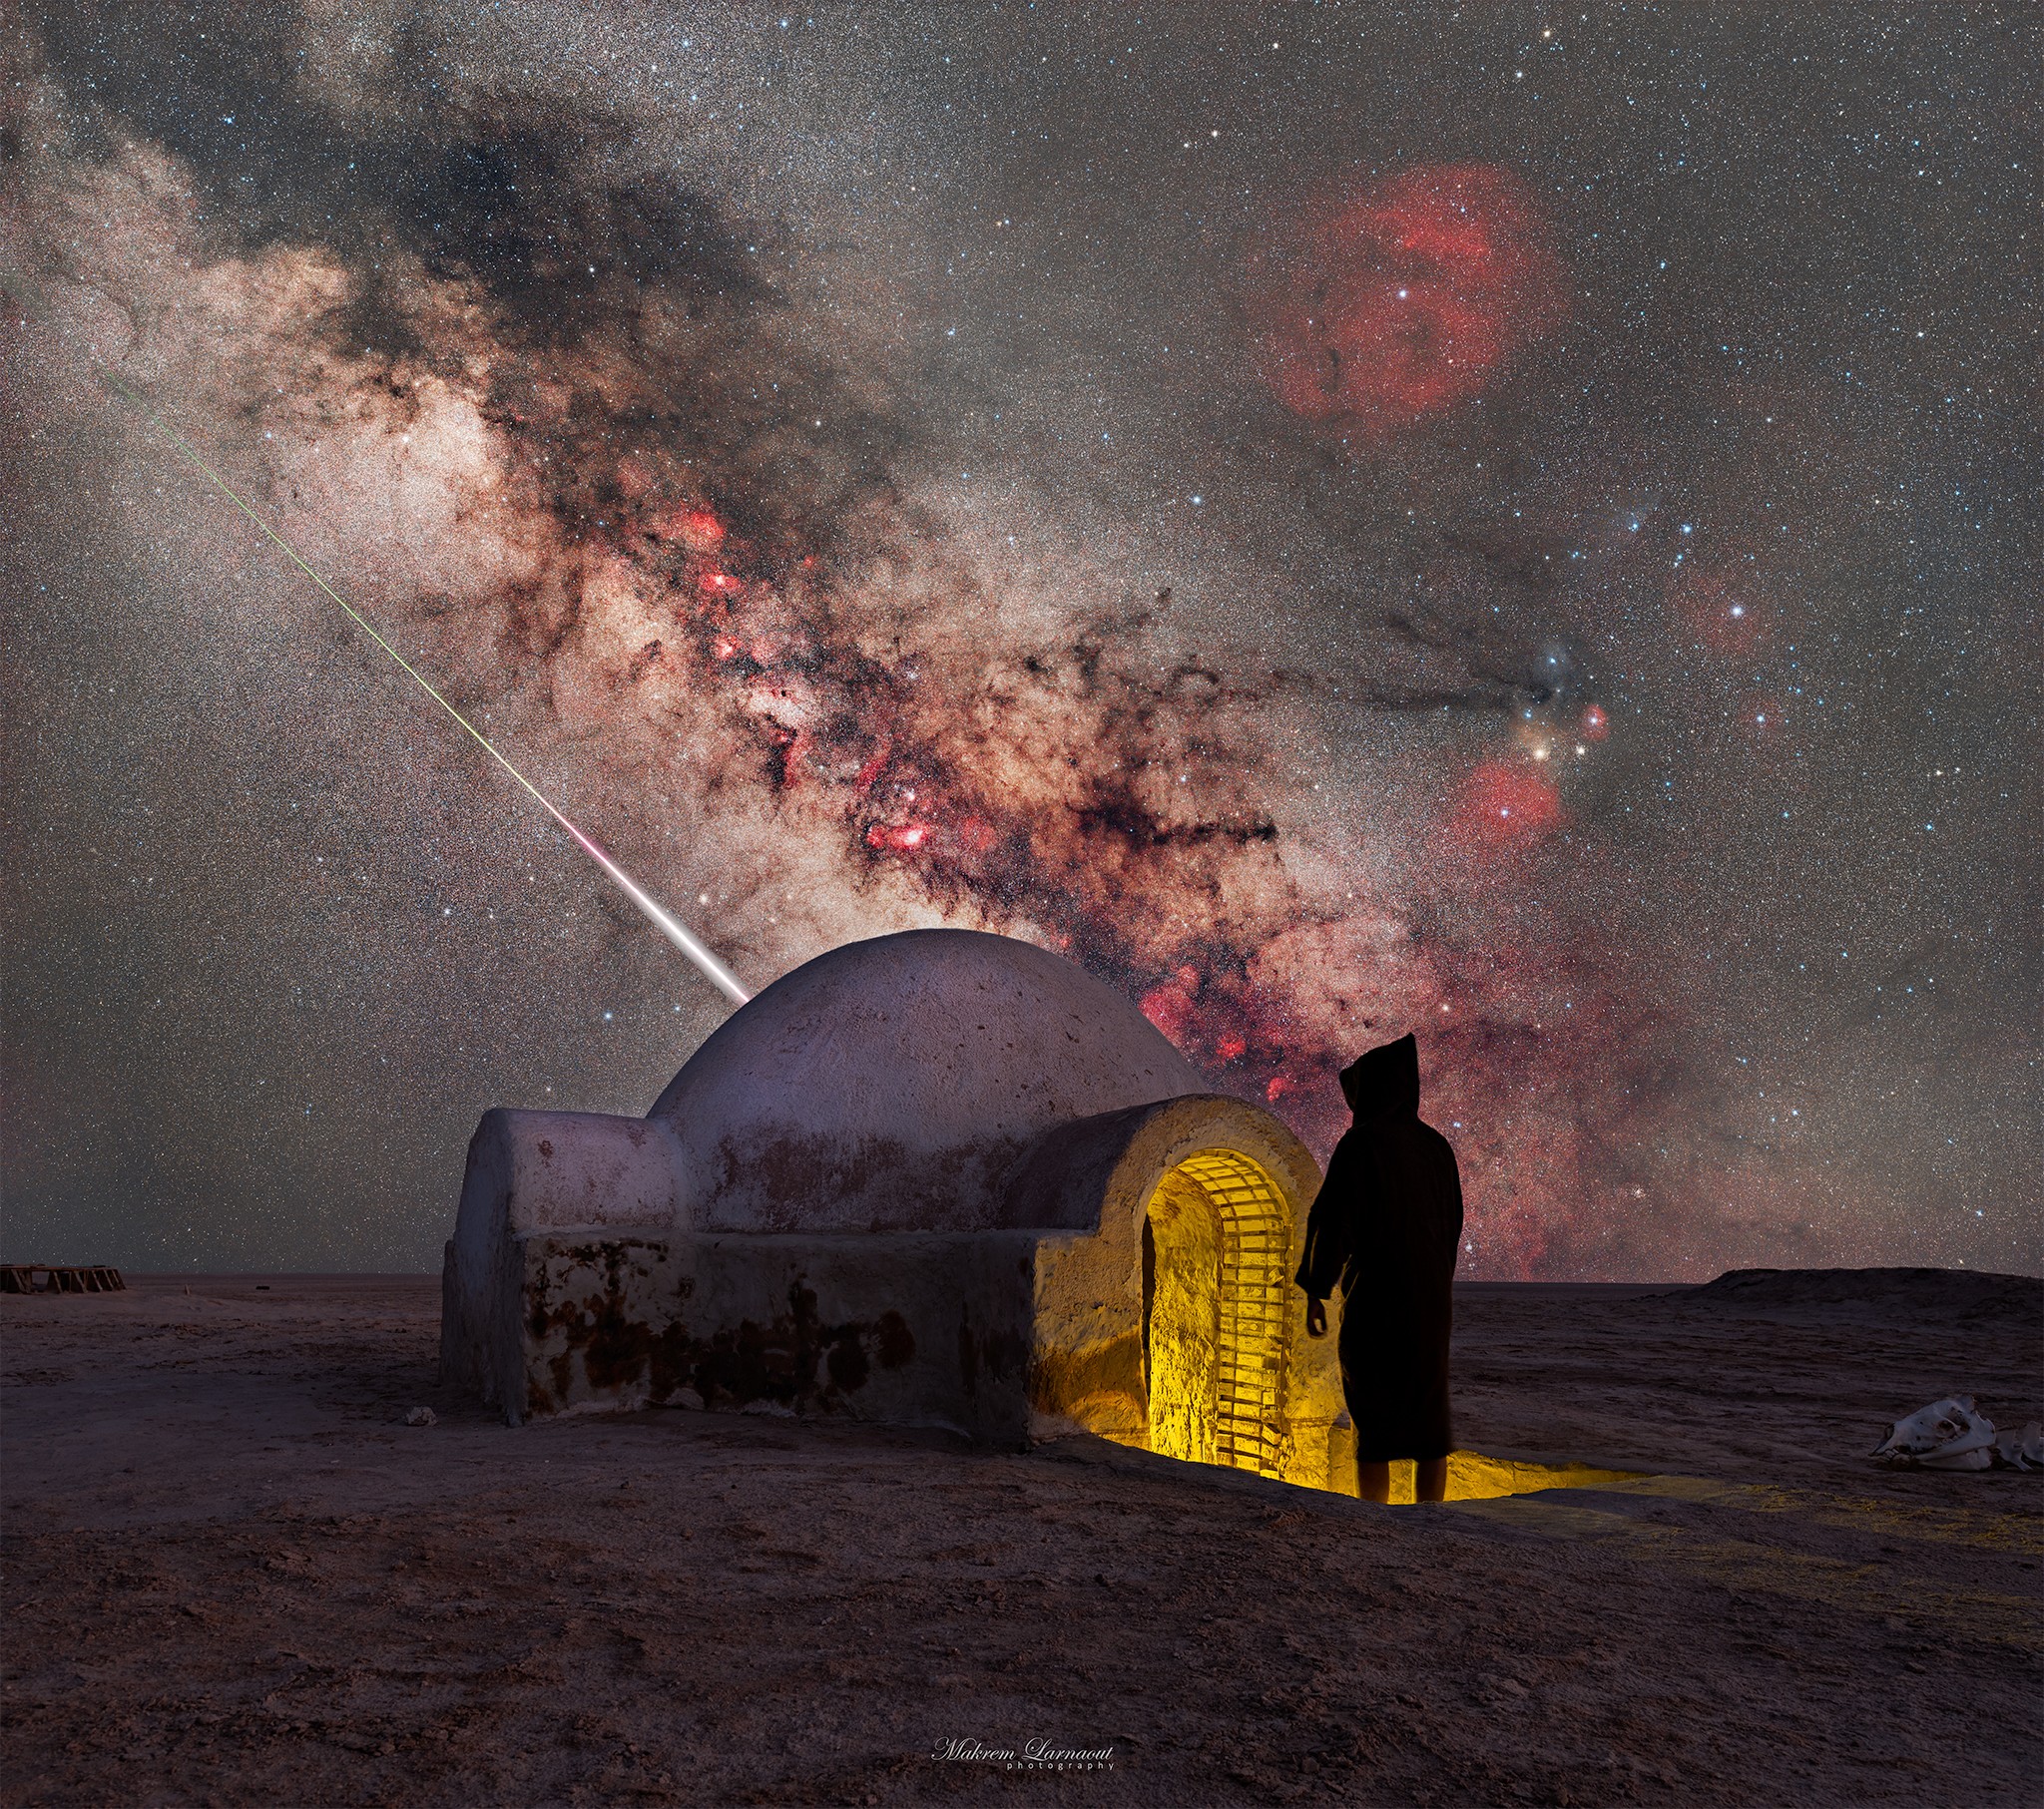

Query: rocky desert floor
[2,1268,2038,1808]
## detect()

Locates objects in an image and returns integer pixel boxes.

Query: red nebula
[1140,987,1189,1039]
[1259,164,1568,433]
[1451,759,1565,849]
[699,570,743,596]
[644,503,726,549]
[1579,704,1610,741]
[1131,965,1310,1104]
[951,815,997,855]
[1139,971,1200,1042]
[865,820,932,853]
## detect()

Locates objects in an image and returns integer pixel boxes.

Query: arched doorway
[1142,1148,1291,1478]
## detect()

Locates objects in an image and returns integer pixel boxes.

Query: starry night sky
[4,5,2036,1278]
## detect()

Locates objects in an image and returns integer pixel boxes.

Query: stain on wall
[516,1232,1031,1441]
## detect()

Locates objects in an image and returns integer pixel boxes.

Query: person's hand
[1304,1297,1326,1338]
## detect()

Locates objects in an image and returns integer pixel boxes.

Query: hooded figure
[1295,1034,1464,1493]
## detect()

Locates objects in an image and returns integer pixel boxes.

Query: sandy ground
[3,1268,2037,1808]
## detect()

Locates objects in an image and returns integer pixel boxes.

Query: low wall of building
[510,1229,1044,1443]
[439,1109,686,1414]
[437,1092,1345,1491]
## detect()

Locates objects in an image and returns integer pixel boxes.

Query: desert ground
[3,1268,2037,1808]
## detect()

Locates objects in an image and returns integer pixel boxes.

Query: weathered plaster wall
[436,941,1343,1489]
[1145,1167,1223,1463]
[439,1109,685,1412]
[447,1091,1345,1490]
[516,1230,1040,1442]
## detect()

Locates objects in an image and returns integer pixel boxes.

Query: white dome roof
[649,929,1204,1231]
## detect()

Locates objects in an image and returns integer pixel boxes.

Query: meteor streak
[101,370,752,1007]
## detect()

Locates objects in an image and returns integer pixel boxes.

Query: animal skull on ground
[1870,1396,1999,1470]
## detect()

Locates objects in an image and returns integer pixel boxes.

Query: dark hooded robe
[1294,1034,1464,1464]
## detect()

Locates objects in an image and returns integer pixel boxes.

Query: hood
[1339,1033,1420,1119]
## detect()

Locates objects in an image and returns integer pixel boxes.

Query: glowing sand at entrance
[1392,1453,1642,1504]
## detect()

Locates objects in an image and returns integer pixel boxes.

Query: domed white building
[440,930,1347,1488]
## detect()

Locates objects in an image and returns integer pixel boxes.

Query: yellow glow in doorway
[1143,1149,1291,1479]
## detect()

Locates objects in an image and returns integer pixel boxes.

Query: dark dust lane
[3,1273,2038,1807]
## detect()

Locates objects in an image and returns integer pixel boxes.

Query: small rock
[403,1406,437,1428]
[670,1387,705,1411]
